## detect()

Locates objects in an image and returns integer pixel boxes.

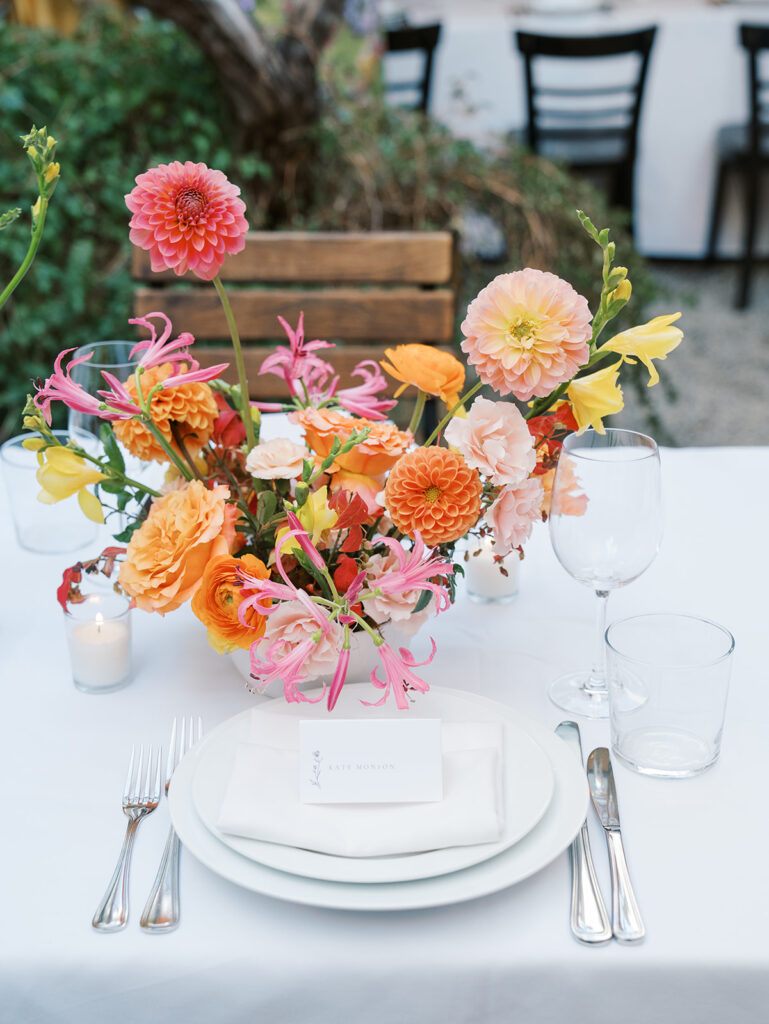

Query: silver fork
[92,745,162,932]
[140,716,202,932]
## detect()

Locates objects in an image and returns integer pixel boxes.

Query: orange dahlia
[126,161,248,281]
[289,407,412,476]
[113,363,219,463]
[385,446,482,546]
[191,553,270,653]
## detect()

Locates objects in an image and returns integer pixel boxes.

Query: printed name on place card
[299,719,443,804]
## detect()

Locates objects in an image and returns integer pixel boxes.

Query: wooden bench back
[132,231,458,402]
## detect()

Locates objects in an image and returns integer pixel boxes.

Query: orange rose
[289,407,411,476]
[385,446,481,546]
[191,553,270,653]
[119,481,238,613]
[380,344,465,407]
[113,362,219,463]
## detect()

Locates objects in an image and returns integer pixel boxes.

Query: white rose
[245,438,307,480]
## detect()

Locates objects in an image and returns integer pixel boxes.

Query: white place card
[299,719,443,804]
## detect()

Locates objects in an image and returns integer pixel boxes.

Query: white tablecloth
[2,447,768,1023]
[384,0,769,257]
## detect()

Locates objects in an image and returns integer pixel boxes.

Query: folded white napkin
[215,713,505,858]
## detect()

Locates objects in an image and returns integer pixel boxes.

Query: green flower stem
[213,274,255,451]
[422,380,483,447]
[0,196,47,311]
[143,418,193,481]
[407,389,427,436]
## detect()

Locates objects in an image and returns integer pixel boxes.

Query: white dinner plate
[189,686,555,884]
[169,688,589,912]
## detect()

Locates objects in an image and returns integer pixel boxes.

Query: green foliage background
[0,7,655,440]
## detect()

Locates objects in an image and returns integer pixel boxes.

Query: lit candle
[64,592,132,693]
[464,537,520,604]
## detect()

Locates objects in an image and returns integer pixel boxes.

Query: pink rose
[444,397,536,487]
[245,438,307,479]
[261,602,344,680]
[363,549,437,636]
[485,477,544,554]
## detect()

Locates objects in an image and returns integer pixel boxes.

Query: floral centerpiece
[23,160,683,710]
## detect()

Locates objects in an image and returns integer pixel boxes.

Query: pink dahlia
[126,161,248,281]
[460,269,592,401]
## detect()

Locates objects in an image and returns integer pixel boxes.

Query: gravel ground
[612,261,769,446]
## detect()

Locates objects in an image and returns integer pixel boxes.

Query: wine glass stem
[588,590,611,695]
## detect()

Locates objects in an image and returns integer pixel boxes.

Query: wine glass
[548,428,662,719]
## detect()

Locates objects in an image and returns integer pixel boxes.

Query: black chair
[515,28,657,238]
[384,23,441,114]
[707,25,769,309]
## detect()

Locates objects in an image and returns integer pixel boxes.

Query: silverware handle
[570,822,612,943]
[606,829,645,943]
[92,818,140,931]
[140,825,181,932]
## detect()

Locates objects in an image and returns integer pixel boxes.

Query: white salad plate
[169,687,589,912]
[189,685,555,884]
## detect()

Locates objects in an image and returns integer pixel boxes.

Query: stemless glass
[548,428,662,718]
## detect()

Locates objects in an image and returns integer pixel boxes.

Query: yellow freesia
[566,362,624,435]
[36,446,106,524]
[297,486,338,545]
[599,313,683,387]
[275,485,339,560]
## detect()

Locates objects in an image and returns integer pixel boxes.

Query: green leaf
[412,589,433,615]
[256,489,277,524]
[98,479,125,495]
[112,520,142,543]
[99,423,125,474]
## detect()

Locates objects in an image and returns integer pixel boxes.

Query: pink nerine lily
[129,311,228,385]
[370,532,453,612]
[327,645,351,711]
[364,639,438,710]
[259,313,335,395]
[34,349,139,424]
[335,361,397,421]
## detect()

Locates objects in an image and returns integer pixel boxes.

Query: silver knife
[586,747,646,943]
[555,723,611,944]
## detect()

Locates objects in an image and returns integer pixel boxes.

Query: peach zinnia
[385,446,481,546]
[461,269,592,401]
[113,363,219,463]
[126,161,248,280]
[289,407,412,476]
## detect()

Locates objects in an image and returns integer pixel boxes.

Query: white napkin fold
[215,713,505,858]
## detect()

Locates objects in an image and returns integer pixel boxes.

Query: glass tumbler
[0,430,100,554]
[606,613,735,778]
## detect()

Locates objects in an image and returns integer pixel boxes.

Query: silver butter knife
[586,747,645,943]
[555,723,611,944]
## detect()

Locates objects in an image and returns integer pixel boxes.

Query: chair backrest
[740,24,769,154]
[132,231,458,401]
[384,23,441,113]
[515,28,656,161]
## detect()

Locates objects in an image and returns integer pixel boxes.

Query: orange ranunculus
[191,553,270,653]
[289,407,411,476]
[119,480,238,613]
[380,344,465,408]
[112,362,219,463]
[385,446,482,546]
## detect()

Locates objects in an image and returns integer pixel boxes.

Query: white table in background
[383,0,769,257]
[1,447,767,1024]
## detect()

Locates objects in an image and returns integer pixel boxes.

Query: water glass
[606,613,735,778]
[0,430,99,554]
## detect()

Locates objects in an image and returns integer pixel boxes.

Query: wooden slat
[132,231,455,285]
[193,344,457,400]
[133,287,455,342]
